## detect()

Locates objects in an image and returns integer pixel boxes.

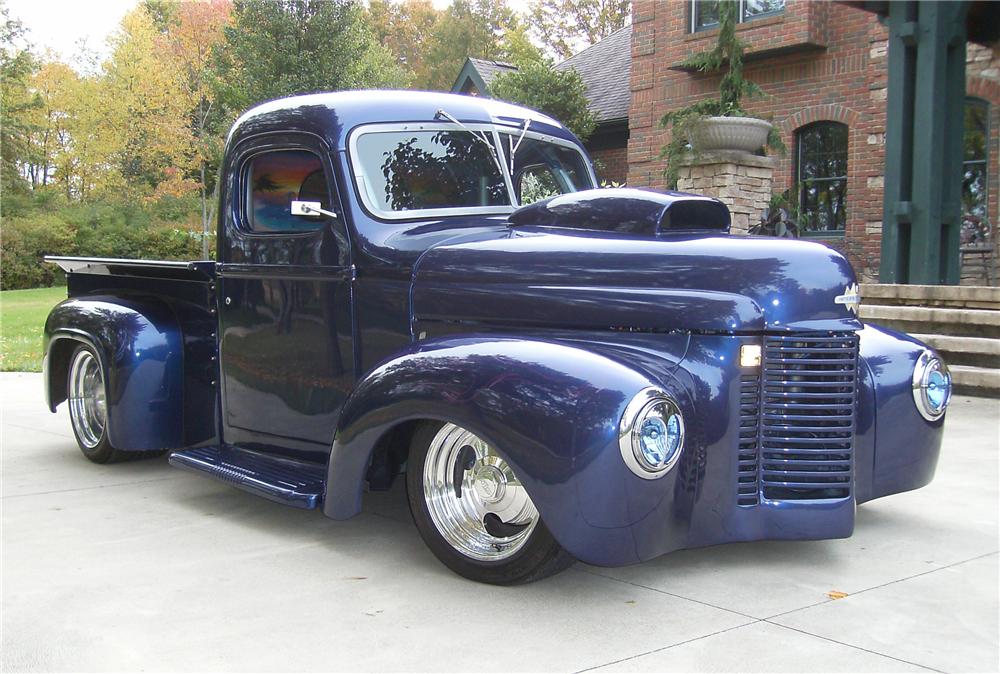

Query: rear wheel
[406,422,574,584]
[67,345,127,464]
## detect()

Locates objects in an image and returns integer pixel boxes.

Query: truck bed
[47,255,215,307]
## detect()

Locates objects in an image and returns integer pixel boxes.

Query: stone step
[860,305,1000,338]
[949,364,1000,397]
[860,283,1000,310]
[909,334,1000,369]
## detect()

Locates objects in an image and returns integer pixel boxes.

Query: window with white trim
[691,0,786,33]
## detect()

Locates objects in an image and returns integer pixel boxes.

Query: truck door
[217,134,353,459]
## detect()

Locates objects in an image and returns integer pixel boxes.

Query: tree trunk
[201,161,210,260]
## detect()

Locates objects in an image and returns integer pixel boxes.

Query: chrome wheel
[68,349,107,449]
[422,423,539,562]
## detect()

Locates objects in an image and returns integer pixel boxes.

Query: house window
[691,0,785,33]
[963,98,989,219]
[796,121,848,234]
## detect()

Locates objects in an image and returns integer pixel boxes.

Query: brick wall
[591,146,629,184]
[628,0,999,283]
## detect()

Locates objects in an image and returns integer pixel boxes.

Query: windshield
[354,130,508,212]
[350,124,594,218]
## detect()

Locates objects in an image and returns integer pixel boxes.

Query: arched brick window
[963,97,989,219]
[796,121,848,234]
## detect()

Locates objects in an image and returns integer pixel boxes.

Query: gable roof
[452,58,519,94]
[555,24,632,123]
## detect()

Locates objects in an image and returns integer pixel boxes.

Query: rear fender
[44,296,185,451]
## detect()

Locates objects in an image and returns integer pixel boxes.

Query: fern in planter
[659,0,784,187]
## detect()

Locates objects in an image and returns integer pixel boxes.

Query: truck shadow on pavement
[156,457,920,590]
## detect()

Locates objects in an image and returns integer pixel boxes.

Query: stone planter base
[676,151,775,234]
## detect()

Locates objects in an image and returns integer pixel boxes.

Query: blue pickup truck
[44,91,951,584]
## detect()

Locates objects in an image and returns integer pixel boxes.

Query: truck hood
[411,228,862,334]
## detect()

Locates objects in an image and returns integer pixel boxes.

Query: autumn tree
[367,0,441,89]
[161,0,232,257]
[23,59,79,191]
[214,0,408,117]
[529,0,630,61]
[96,7,196,197]
[490,61,596,141]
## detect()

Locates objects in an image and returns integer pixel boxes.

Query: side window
[507,137,594,205]
[245,149,331,233]
[516,165,562,205]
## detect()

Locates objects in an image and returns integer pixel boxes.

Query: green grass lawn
[1,286,67,372]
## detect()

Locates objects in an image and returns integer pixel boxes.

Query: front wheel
[406,422,574,585]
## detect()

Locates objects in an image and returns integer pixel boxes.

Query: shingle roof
[468,58,519,88]
[555,24,632,122]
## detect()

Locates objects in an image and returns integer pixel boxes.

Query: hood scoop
[508,188,731,235]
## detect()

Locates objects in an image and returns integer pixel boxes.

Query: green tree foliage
[214,0,408,115]
[528,0,630,61]
[0,3,39,205]
[490,60,597,141]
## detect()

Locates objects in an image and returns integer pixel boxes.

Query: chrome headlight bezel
[618,388,685,480]
[911,350,951,422]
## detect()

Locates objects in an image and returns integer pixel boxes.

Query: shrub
[1,213,75,289]
[1,196,208,290]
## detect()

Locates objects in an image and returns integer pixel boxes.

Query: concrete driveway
[2,371,997,672]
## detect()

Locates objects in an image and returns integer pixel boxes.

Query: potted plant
[660,0,784,186]
[751,189,800,238]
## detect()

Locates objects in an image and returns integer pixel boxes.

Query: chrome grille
[737,374,761,506]
[759,332,858,501]
[734,332,858,505]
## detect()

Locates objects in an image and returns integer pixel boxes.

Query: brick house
[627,0,1000,282]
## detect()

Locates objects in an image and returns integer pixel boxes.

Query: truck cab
[44,91,951,584]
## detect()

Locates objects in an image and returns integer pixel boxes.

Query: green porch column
[880,1,968,285]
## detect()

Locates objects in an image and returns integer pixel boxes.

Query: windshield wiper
[506,118,531,174]
[435,108,507,178]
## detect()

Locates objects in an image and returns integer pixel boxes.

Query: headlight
[912,350,951,421]
[619,388,685,479]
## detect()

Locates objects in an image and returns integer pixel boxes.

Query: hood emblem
[834,283,861,314]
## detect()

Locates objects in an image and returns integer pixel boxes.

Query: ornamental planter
[689,116,772,153]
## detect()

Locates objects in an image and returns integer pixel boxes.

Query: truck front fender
[857,324,945,501]
[323,336,685,564]
[44,296,185,451]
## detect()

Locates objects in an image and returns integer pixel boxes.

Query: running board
[168,446,326,509]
